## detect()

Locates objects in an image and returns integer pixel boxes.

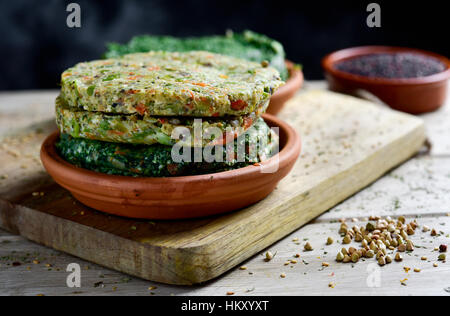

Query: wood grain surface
[0,84,449,296]
[0,89,426,285]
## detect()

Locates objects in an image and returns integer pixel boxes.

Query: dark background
[0,0,448,90]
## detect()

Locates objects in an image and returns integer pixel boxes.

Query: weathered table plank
[0,90,55,136]
[1,212,448,296]
[0,83,449,295]
[0,89,426,285]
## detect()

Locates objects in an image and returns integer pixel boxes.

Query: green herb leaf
[87,85,95,96]
[102,74,119,81]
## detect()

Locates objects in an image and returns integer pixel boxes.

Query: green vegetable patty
[56,118,279,177]
[61,51,283,117]
[56,96,268,147]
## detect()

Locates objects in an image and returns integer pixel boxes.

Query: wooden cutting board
[0,90,426,285]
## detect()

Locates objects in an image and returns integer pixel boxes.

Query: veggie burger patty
[60,51,283,117]
[56,96,268,147]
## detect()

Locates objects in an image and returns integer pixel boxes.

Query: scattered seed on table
[322,262,330,267]
[226,291,235,295]
[401,230,409,240]
[326,237,334,245]
[366,222,376,232]
[439,244,447,253]
[304,242,313,251]
[438,254,446,261]
[342,235,352,244]
[376,251,384,260]
[239,266,247,270]
[265,251,273,261]
[414,268,421,273]
[406,240,414,251]
[386,255,392,264]
[421,256,427,261]
[280,273,286,278]
[355,233,363,242]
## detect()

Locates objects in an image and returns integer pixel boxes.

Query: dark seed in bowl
[335,53,446,79]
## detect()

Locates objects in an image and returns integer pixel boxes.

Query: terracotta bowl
[267,60,304,115]
[322,46,450,114]
[40,114,301,220]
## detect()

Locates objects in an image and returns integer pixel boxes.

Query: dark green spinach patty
[104,30,288,80]
[56,118,279,177]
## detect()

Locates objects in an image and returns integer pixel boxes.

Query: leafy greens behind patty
[104,30,288,80]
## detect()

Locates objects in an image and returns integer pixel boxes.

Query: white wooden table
[1,82,449,296]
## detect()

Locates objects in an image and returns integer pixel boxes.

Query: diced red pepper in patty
[230,99,248,111]
[135,103,148,115]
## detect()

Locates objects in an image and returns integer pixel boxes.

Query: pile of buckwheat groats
[334,216,447,267]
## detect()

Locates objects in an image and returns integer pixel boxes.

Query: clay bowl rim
[322,46,450,86]
[40,113,301,196]
[268,60,304,115]
[276,60,304,94]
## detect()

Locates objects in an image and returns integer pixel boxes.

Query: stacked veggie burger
[56,51,284,177]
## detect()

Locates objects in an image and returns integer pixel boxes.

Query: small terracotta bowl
[322,46,450,114]
[267,60,304,115]
[40,114,301,220]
